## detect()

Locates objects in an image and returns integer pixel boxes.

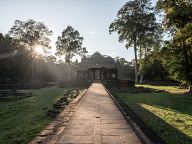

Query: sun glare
[34,46,44,55]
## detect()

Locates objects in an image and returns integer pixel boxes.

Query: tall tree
[55,26,87,81]
[109,0,156,84]
[157,0,192,91]
[0,33,23,82]
[8,19,52,83]
[138,27,162,83]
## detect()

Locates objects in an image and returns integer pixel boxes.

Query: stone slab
[57,135,93,144]
[101,123,131,129]
[102,135,141,144]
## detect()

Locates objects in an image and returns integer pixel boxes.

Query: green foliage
[109,0,159,83]
[109,0,155,46]
[156,0,192,31]
[157,0,192,87]
[142,50,170,81]
[0,32,69,83]
[114,57,135,80]
[55,26,86,63]
[0,33,56,83]
[0,33,31,82]
[8,19,52,51]
[7,19,53,83]
[55,26,87,81]
[162,38,192,85]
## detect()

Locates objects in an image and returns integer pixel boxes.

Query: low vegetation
[0,86,71,144]
[136,84,188,94]
[47,89,80,118]
[116,85,192,144]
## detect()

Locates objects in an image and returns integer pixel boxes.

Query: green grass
[0,86,67,144]
[136,84,187,94]
[116,85,192,144]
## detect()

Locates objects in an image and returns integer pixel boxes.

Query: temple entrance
[94,70,100,80]
[77,67,118,82]
[89,68,104,81]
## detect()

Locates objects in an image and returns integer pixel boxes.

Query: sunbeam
[34,46,44,55]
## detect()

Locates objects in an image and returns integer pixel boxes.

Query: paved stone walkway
[56,83,141,144]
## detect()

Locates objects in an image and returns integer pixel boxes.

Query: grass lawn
[0,86,68,144]
[136,84,188,94]
[116,85,192,144]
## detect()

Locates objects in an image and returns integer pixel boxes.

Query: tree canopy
[157,0,192,90]
[55,25,87,63]
[8,19,53,83]
[8,19,52,52]
[109,0,159,83]
[55,25,87,80]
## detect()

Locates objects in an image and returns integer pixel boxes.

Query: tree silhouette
[8,19,52,83]
[109,0,157,84]
[157,0,192,92]
[55,26,87,81]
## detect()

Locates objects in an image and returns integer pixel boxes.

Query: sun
[34,46,44,55]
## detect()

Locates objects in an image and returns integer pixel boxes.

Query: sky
[0,0,157,61]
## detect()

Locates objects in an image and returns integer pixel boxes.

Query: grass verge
[0,86,68,144]
[115,85,192,144]
[136,84,187,94]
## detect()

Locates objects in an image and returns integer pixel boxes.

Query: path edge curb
[103,85,153,144]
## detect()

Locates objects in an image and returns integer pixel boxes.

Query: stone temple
[77,52,118,81]
[60,52,134,87]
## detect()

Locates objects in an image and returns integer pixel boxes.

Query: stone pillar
[92,70,95,81]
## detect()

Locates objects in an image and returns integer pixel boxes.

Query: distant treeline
[0,34,170,84]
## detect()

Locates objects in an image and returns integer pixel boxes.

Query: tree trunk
[140,46,147,84]
[188,85,192,93]
[32,58,34,84]
[139,44,143,84]
[66,53,71,81]
[134,37,138,84]
[67,62,71,81]
[139,74,143,84]
[31,48,34,85]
